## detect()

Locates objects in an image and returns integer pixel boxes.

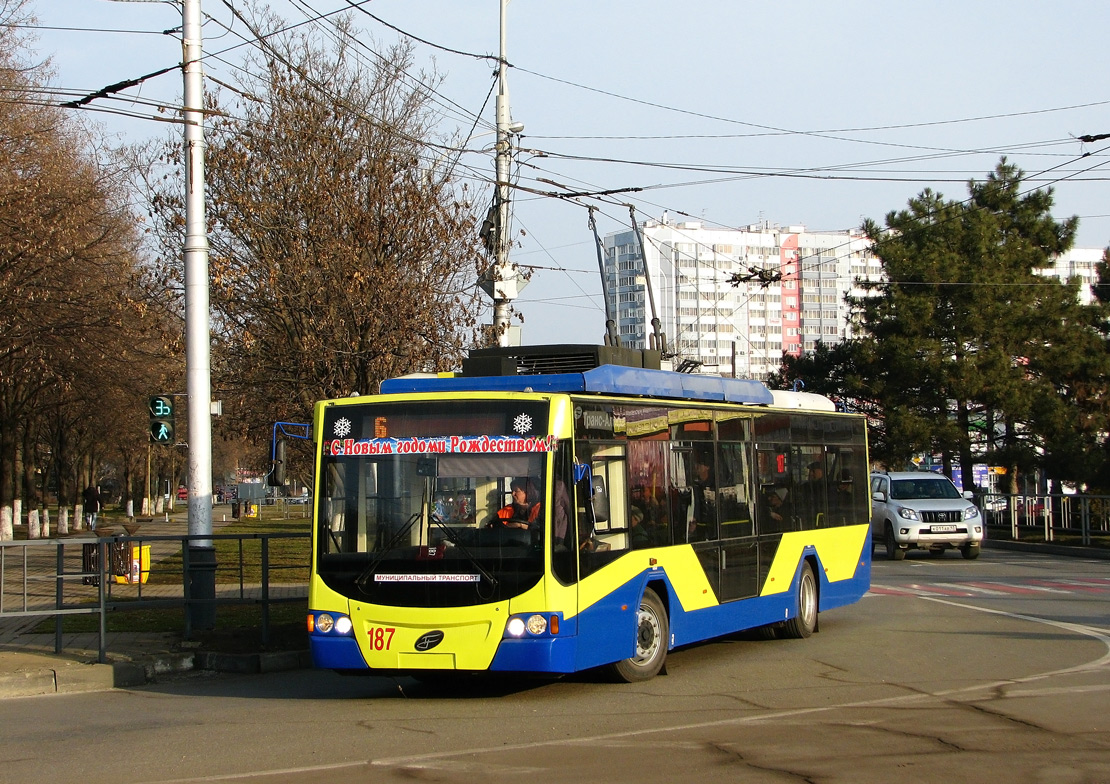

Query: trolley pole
[478,0,527,345]
[182,0,216,629]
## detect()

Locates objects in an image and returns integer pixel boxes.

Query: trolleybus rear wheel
[779,562,818,639]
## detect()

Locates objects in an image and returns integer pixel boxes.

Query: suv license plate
[931,524,957,533]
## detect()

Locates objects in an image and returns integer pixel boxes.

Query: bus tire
[753,623,780,640]
[779,562,818,639]
[609,589,668,683]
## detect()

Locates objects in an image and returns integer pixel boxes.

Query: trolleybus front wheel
[609,589,668,683]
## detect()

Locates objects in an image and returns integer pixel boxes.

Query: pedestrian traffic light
[149,395,175,445]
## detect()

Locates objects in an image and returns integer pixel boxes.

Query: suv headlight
[963,506,980,520]
[898,507,920,521]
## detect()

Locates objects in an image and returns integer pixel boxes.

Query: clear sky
[27,0,1110,345]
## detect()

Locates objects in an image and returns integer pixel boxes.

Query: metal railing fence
[979,493,1110,547]
[0,531,309,663]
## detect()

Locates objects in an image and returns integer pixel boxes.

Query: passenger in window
[689,453,718,541]
[646,486,668,527]
[490,477,541,530]
[833,471,854,523]
[763,487,789,531]
[799,461,828,525]
[630,506,652,549]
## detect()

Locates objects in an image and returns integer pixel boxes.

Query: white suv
[870,471,984,560]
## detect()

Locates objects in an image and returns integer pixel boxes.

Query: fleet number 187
[367,627,396,650]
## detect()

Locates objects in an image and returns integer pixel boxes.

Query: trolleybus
[306,346,870,682]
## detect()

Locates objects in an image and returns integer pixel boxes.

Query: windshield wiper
[355,511,421,590]
[428,514,498,588]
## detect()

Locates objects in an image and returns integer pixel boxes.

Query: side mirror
[269,439,286,487]
[871,490,886,502]
[963,490,974,500]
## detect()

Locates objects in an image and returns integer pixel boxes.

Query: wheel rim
[799,569,817,630]
[633,603,662,664]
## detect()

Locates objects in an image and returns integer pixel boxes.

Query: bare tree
[0,1,179,537]
[142,9,485,464]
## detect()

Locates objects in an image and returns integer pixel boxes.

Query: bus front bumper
[309,633,578,674]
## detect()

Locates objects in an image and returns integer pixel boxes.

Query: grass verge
[145,516,311,585]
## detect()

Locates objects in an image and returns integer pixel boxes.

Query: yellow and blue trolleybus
[307,346,870,682]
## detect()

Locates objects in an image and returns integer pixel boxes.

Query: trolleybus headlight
[525,614,548,635]
[315,613,335,633]
[506,617,526,637]
[335,616,353,634]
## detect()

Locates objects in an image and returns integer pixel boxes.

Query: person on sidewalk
[83,485,102,532]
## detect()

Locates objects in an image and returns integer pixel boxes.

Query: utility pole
[182,0,216,629]
[478,0,527,346]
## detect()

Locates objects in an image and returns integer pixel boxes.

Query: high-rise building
[603,217,877,379]
[603,216,1103,380]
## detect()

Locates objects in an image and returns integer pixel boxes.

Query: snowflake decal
[512,413,533,434]
[333,417,352,438]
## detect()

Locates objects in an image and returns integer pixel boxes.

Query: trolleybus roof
[379,364,774,405]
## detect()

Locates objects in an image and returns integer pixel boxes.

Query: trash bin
[232,500,241,519]
[82,540,131,585]
[113,545,151,585]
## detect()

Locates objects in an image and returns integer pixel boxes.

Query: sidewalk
[0,505,311,699]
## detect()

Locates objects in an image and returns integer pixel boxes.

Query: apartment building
[603,217,877,379]
[603,216,1103,380]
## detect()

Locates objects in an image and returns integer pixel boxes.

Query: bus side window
[756,447,795,534]
[591,444,628,552]
[628,439,670,549]
[576,442,629,571]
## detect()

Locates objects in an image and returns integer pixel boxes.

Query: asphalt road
[2,548,1107,784]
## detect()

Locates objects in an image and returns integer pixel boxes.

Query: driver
[490,477,541,530]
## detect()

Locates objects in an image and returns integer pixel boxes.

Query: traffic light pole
[182,0,216,630]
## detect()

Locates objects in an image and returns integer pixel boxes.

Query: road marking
[949,582,1010,596]
[1028,579,1104,594]
[962,581,1054,595]
[871,579,1106,598]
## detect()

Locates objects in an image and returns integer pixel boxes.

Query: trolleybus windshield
[317,400,553,606]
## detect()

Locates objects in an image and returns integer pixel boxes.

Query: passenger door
[718,440,757,601]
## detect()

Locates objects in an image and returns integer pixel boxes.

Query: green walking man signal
[149,395,175,445]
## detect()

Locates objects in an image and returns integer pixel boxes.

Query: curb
[0,648,311,700]
[0,656,117,699]
[194,649,313,674]
[983,539,1110,560]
